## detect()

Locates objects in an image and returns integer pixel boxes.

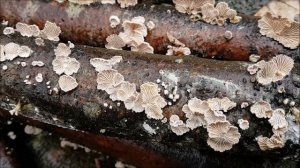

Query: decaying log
[0,29,300,167]
[0,0,298,61]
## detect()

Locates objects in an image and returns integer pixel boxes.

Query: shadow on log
[0,0,298,61]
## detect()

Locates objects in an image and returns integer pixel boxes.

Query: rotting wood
[0,28,299,164]
[0,0,298,61]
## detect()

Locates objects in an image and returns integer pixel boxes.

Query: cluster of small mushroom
[247,54,294,85]
[64,0,138,8]
[169,97,241,152]
[106,16,154,54]
[52,42,80,92]
[166,33,191,56]
[15,21,61,42]
[258,12,300,49]
[173,0,241,26]
[250,101,288,150]
[91,56,167,120]
[0,42,32,62]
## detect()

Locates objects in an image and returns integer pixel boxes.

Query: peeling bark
[0,0,298,61]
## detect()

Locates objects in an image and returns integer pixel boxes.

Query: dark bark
[0,30,300,167]
[0,0,298,61]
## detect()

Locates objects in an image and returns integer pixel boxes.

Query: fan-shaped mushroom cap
[58,75,78,92]
[90,58,113,72]
[19,46,32,58]
[35,73,43,83]
[237,119,249,130]
[24,125,42,135]
[96,69,124,94]
[144,103,165,120]
[256,134,285,151]
[256,61,277,85]
[166,45,191,56]
[224,30,233,39]
[3,42,20,61]
[109,81,136,101]
[15,22,40,37]
[207,97,236,112]
[52,56,80,75]
[173,0,215,15]
[41,21,61,41]
[258,12,299,49]
[147,21,155,30]
[117,0,138,8]
[185,97,210,114]
[3,27,14,35]
[124,92,144,112]
[130,41,154,54]
[140,82,160,102]
[207,121,241,152]
[268,108,287,129]
[105,34,126,50]
[119,16,147,44]
[201,3,219,24]
[271,54,294,81]
[109,16,120,28]
[169,115,190,135]
[250,100,272,118]
[204,109,226,124]
[35,38,45,46]
[215,2,229,18]
[54,43,71,57]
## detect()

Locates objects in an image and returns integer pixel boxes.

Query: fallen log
[0,0,298,61]
[0,29,300,167]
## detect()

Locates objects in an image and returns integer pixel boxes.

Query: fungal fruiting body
[52,56,80,75]
[238,119,249,130]
[173,0,215,15]
[169,115,190,135]
[109,15,121,28]
[250,100,272,118]
[58,75,78,92]
[258,12,300,49]
[1,42,32,61]
[54,43,72,57]
[247,54,294,85]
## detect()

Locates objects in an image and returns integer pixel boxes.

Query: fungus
[201,3,219,25]
[3,27,15,35]
[268,108,288,129]
[18,46,32,58]
[15,22,40,37]
[58,75,78,92]
[32,61,45,67]
[147,21,155,30]
[2,65,7,71]
[109,81,136,101]
[96,69,124,94]
[54,43,71,57]
[169,115,190,135]
[237,119,249,130]
[101,0,116,4]
[124,92,144,112]
[68,0,95,5]
[224,30,233,40]
[0,45,4,62]
[215,2,229,19]
[182,97,209,129]
[35,38,45,46]
[206,97,237,112]
[130,41,154,54]
[256,134,285,151]
[250,100,272,118]
[249,54,261,63]
[240,102,249,108]
[140,82,167,120]
[167,33,186,47]
[207,121,241,152]
[9,102,21,116]
[105,34,126,50]
[166,45,191,56]
[109,16,120,28]
[173,0,215,15]
[3,42,20,61]
[52,56,80,75]
[204,109,226,124]
[24,125,42,135]
[41,21,61,41]
[258,12,300,49]
[117,0,138,8]
[119,16,147,44]
[271,54,294,81]
[256,61,277,85]
[90,56,123,72]
[35,73,43,83]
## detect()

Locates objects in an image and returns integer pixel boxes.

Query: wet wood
[0,0,298,61]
